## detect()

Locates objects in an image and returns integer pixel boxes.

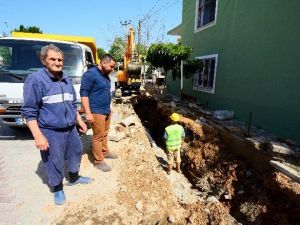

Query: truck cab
[0,33,98,127]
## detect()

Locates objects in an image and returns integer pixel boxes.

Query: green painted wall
[167,0,300,143]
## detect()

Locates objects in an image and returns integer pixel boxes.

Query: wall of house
[167,0,300,143]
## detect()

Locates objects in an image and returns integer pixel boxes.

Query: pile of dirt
[51,100,242,225]
[179,116,300,224]
[133,92,300,225]
[51,92,300,225]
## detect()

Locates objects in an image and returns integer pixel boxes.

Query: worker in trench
[164,113,185,174]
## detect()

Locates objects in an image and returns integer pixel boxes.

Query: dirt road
[1,102,237,225]
[1,96,300,225]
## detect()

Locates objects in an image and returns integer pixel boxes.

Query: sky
[0,0,182,51]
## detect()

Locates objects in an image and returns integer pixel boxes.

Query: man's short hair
[100,54,114,63]
[40,44,64,62]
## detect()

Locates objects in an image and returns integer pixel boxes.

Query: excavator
[115,27,142,96]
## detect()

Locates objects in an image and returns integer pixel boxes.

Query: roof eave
[167,24,182,36]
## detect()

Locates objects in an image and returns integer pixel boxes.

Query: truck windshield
[0,39,84,83]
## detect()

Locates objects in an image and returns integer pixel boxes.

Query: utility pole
[120,20,131,46]
[120,20,131,30]
[3,21,9,36]
[120,20,131,61]
[137,20,142,62]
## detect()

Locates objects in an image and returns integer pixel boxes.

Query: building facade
[167,0,300,143]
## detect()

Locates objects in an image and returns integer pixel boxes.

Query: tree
[97,47,107,59]
[172,59,203,80]
[146,42,192,79]
[108,37,125,63]
[13,25,43,33]
[136,43,148,59]
[0,47,11,65]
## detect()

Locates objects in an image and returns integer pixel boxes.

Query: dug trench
[134,97,300,225]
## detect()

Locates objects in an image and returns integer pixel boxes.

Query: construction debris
[270,160,300,183]
[267,141,296,155]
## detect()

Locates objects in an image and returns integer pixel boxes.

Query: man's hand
[78,121,88,133]
[26,120,49,151]
[85,113,95,124]
[35,134,49,151]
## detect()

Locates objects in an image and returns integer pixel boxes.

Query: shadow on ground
[0,126,33,140]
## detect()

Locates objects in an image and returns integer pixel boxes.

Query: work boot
[68,176,93,186]
[54,190,66,205]
[94,161,112,172]
[176,163,181,173]
[105,152,118,159]
[167,164,172,175]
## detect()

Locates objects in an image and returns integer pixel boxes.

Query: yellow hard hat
[170,113,180,122]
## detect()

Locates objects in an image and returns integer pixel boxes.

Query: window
[193,54,218,93]
[85,50,94,65]
[0,39,84,82]
[195,0,218,32]
[0,46,12,67]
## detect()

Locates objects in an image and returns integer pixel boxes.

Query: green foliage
[146,42,192,76]
[0,47,11,66]
[136,43,148,57]
[172,59,203,80]
[184,59,203,74]
[13,25,43,33]
[97,47,107,59]
[108,37,125,63]
[145,64,155,79]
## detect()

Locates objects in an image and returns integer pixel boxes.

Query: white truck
[0,32,99,127]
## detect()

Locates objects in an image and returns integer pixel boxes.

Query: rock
[111,113,122,124]
[119,114,137,127]
[188,103,197,108]
[270,160,300,183]
[204,208,210,215]
[246,137,265,150]
[195,117,207,125]
[115,124,126,132]
[168,101,177,108]
[84,220,93,225]
[129,127,137,134]
[238,190,245,195]
[246,170,252,177]
[167,215,176,223]
[213,110,234,120]
[271,156,284,162]
[135,201,143,212]
[267,141,295,155]
[224,194,232,200]
[206,196,219,203]
[151,142,157,148]
[173,97,181,103]
[108,131,126,142]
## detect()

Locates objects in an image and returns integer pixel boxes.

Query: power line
[147,0,180,20]
[117,0,181,48]
[141,0,162,22]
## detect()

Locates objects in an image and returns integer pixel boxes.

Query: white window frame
[194,0,218,33]
[193,54,218,94]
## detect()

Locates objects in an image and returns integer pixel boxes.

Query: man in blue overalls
[22,44,92,205]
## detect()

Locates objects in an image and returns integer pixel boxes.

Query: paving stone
[270,160,300,183]
[267,141,295,155]
[108,131,126,142]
